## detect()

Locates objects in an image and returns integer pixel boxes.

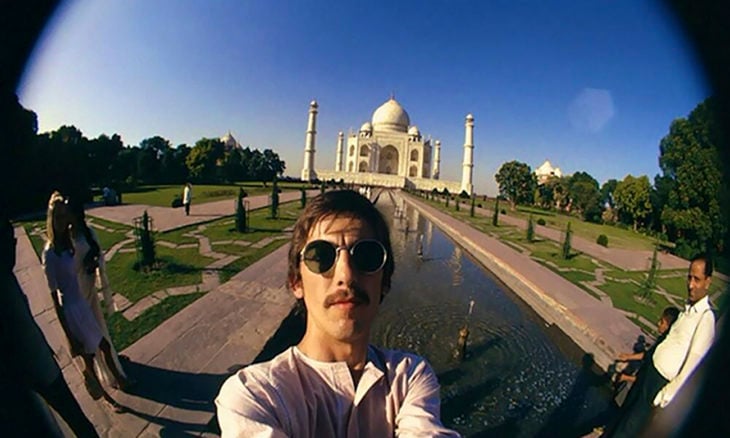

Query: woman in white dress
[67,198,130,389]
[42,192,125,412]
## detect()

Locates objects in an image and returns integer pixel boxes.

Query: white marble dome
[372,98,410,132]
[408,125,420,136]
[360,122,373,132]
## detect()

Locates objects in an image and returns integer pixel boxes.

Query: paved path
[401,192,644,371]
[458,200,687,271]
[87,190,317,232]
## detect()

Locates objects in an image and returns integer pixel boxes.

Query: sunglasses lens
[302,240,337,274]
[352,240,386,273]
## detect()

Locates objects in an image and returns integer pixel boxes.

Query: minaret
[432,140,441,180]
[460,114,474,195]
[301,100,318,181]
[335,131,344,172]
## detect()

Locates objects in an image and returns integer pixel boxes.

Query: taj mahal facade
[301,97,475,195]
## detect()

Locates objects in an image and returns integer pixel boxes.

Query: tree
[562,221,572,259]
[492,198,500,226]
[550,176,571,211]
[135,210,156,270]
[568,171,603,222]
[614,175,652,230]
[186,138,224,182]
[270,176,280,219]
[648,174,674,235]
[236,188,248,232]
[470,197,476,217]
[495,160,536,210]
[600,179,619,209]
[639,246,660,301]
[527,215,535,242]
[658,97,728,258]
[138,136,171,183]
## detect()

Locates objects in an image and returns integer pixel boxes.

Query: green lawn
[598,279,673,326]
[559,269,596,283]
[105,247,214,302]
[201,201,300,243]
[88,217,132,233]
[158,226,199,245]
[604,269,647,282]
[119,184,275,207]
[108,292,204,350]
[423,193,664,251]
[93,227,129,250]
[218,240,291,284]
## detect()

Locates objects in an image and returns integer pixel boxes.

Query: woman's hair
[46,191,73,252]
[67,197,101,261]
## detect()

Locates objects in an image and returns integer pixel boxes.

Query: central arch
[378,145,399,175]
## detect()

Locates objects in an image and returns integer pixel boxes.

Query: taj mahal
[301,97,475,195]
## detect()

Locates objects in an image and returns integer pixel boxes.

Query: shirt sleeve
[653,311,715,408]
[395,358,462,437]
[215,373,289,438]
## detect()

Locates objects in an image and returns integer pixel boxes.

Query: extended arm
[90,228,116,315]
[395,359,461,437]
[617,351,645,362]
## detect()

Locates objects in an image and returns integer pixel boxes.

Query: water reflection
[371,195,609,437]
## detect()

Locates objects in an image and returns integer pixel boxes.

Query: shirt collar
[685,295,711,313]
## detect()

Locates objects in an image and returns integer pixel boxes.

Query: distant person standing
[183,183,193,216]
[605,255,716,437]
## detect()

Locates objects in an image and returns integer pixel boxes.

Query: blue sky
[19,0,708,195]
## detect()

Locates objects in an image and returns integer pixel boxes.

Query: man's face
[292,214,384,344]
[687,260,712,304]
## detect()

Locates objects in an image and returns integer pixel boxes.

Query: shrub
[500,209,506,215]
[562,222,572,259]
[171,195,183,208]
[537,218,546,226]
[459,190,470,199]
[597,234,608,247]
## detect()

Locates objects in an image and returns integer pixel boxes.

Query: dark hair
[287,190,394,296]
[691,253,714,278]
[662,306,680,325]
[67,197,101,268]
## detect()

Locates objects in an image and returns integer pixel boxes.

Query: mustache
[324,286,371,307]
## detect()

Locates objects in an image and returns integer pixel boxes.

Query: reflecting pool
[371,195,611,437]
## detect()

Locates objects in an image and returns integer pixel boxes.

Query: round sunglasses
[300,239,387,274]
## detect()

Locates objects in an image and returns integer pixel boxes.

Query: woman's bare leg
[99,338,131,390]
[85,351,123,412]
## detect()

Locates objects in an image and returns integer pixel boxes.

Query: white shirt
[652,295,715,407]
[183,185,192,204]
[215,346,460,437]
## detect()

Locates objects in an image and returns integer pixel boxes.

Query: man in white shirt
[183,182,192,216]
[607,254,716,437]
[216,190,459,437]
